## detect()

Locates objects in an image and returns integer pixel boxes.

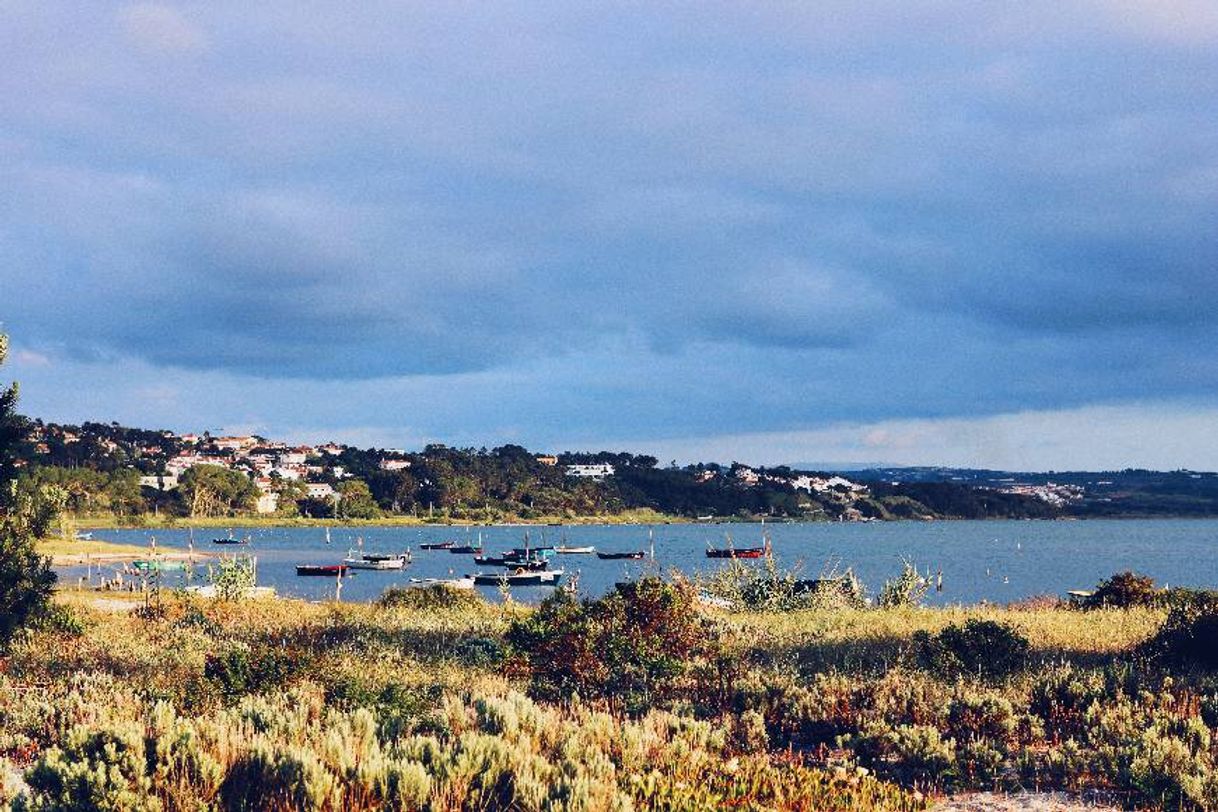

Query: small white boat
[408,577,476,590]
[555,545,596,554]
[342,549,410,570]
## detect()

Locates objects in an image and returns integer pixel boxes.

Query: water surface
[63,519,1218,604]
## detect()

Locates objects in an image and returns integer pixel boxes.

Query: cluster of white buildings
[140,434,361,513]
[997,482,1084,506]
[729,466,868,496]
[565,463,616,480]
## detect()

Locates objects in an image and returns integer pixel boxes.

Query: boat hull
[296,565,349,577]
[596,551,646,560]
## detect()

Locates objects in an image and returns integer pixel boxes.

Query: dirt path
[935,793,1118,811]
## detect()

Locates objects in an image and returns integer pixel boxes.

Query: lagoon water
[67,519,1218,605]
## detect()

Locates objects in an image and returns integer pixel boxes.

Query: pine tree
[0,334,56,649]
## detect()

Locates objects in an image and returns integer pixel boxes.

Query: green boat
[131,559,188,573]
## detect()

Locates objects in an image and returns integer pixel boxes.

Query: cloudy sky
[2,2,1216,469]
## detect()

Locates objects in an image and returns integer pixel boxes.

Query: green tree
[0,334,57,649]
[178,465,257,517]
[336,479,380,519]
[270,476,308,518]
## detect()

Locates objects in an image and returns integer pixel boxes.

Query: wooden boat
[705,545,767,559]
[705,533,771,559]
[419,541,456,550]
[448,544,483,554]
[555,545,596,554]
[342,550,409,570]
[470,569,564,587]
[295,564,349,577]
[473,553,508,566]
[596,550,646,560]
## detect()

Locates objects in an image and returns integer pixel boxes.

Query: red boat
[296,564,349,576]
[705,546,766,559]
[705,534,771,560]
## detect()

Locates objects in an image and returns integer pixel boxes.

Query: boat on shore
[470,569,564,587]
[131,559,188,573]
[408,576,476,590]
[296,564,349,577]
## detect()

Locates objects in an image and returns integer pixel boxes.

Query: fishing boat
[705,532,771,559]
[295,564,349,577]
[555,545,596,554]
[473,553,509,566]
[470,569,564,587]
[419,541,456,550]
[213,529,248,546]
[341,549,410,570]
[596,550,646,560]
[449,533,485,554]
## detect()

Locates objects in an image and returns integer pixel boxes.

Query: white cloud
[622,403,1218,471]
[119,3,207,55]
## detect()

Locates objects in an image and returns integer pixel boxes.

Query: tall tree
[0,334,57,649]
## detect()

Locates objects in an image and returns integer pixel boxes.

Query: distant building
[734,467,761,486]
[139,474,179,491]
[214,435,259,452]
[379,459,412,471]
[278,448,310,466]
[535,455,558,467]
[306,483,337,501]
[317,443,344,456]
[565,463,615,480]
[253,477,279,514]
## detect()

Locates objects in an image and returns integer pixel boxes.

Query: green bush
[878,562,929,608]
[204,644,300,698]
[376,584,484,612]
[1145,596,1218,670]
[914,619,1029,681]
[1081,570,1159,609]
[505,577,737,715]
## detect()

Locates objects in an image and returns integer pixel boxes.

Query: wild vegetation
[0,564,1216,810]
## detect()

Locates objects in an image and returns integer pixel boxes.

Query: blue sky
[2,2,1216,469]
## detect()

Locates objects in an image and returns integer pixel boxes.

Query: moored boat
[341,549,410,570]
[555,545,596,554]
[596,550,646,560]
[470,569,564,587]
[296,564,349,577]
[419,541,456,550]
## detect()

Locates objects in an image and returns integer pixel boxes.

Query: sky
[1,1,1216,470]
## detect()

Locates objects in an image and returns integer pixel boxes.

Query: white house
[306,483,337,501]
[379,459,412,471]
[565,463,615,480]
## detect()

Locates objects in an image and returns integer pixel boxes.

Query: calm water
[61,519,1218,605]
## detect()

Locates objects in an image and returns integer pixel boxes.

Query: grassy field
[1,578,1214,810]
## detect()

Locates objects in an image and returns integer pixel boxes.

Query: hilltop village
[12,418,1217,522]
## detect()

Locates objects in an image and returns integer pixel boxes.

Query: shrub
[21,722,158,811]
[505,577,737,715]
[878,562,929,608]
[1081,571,1159,609]
[1145,595,1218,670]
[376,584,484,612]
[204,644,300,698]
[698,558,866,612]
[915,619,1029,681]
